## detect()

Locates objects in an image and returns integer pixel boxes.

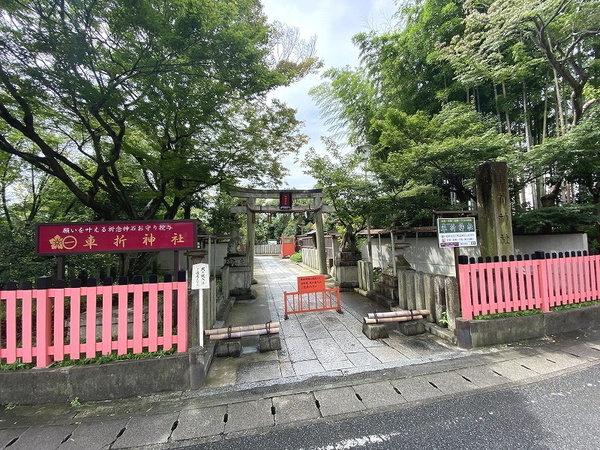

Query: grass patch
[0,361,35,371]
[0,348,176,371]
[551,300,600,311]
[53,348,176,367]
[473,309,542,320]
[473,300,600,320]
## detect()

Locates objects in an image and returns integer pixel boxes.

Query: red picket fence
[0,272,188,367]
[284,275,342,319]
[458,252,600,319]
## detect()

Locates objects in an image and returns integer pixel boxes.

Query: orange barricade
[283,275,342,319]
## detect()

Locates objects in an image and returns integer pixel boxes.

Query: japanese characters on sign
[437,217,477,248]
[192,263,210,290]
[297,275,326,293]
[36,220,197,255]
[279,191,292,210]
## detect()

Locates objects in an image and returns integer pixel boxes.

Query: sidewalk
[2,256,600,449]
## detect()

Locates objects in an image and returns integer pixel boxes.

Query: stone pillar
[476,162,514,258]
[314,196,328,275]
[246,197,256,282]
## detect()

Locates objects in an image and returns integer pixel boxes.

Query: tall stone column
[246,197,256,281]
[476,162,514,258]
[313,196,328,275]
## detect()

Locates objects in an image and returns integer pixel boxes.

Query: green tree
[303,138,380,238]
[0,0,320,223]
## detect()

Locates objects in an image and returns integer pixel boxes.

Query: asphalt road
[179,364,600,450]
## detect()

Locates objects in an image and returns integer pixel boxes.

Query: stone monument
[476,162,515,258]
[333,225,362,289]
[222,225,253,299]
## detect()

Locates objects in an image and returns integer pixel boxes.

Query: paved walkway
[205,256,461,389]
[2,256,600,449]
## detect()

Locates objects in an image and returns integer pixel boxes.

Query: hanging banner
[36,220,197,255]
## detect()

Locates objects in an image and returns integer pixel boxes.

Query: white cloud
[262,0,397,189]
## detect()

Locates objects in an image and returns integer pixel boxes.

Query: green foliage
[0,0,319,223]
[0,361,35,371]
[0,225,55,284]
[512,204,596,234]
[70,397,81,407]
[289,252,302,262]
[52,348,176,368]
[473,309,542,320]
[551,300,600,311]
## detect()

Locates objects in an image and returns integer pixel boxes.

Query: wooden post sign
[192,263,210,347]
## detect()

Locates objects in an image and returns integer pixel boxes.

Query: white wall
[362,233,589,276]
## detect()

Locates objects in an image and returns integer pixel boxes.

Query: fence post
[535,251,550,312]
[457,255,472,319]
[35,277,52,368]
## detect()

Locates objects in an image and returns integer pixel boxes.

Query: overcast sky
[261,0,397,189]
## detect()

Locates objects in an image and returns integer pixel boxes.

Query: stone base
[334,264,360,289]
[215,339,242,357]
[397,319,426,336]
[362,322,389,340]
[259,334,282,352]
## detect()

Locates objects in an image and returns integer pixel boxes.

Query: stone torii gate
[229,187,333,277]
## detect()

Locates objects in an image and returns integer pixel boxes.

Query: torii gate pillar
[314,196,328,275]
[229,187,331,280]
[246,197,256,280]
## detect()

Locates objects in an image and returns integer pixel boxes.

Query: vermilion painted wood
[117,284,128,355]
[458,264,473,319]
[132,283,144,354]
[0,280,188,367]
[69,286,82,360]
[147,283,159,353]
[162,282,174,349]
[176,281,188,351]
[85,286,97,358]
[283,285,342,318]
[36,289,52,367]
[21,290,33,363]
[6,292,17,363]
[459,255,600,319]
[100,285,113,355]
[51,288,66,361]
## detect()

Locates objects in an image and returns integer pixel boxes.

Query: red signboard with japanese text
[297,275,326,293]
[36,220,197,255]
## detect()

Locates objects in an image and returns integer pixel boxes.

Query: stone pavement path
[204,256,460,389]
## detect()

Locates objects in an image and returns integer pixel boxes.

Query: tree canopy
[0,0,321,222]
[309,0,599,233]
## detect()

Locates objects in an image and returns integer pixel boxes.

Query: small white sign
[191,263,210,289]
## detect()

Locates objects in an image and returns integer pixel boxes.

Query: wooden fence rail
[458,252,600,319]
[0,272,188,367]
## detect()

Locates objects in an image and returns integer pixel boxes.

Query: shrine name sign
[36,220,197,255]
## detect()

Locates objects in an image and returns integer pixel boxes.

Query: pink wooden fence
[0,272,188,367]
[459,252,600,319]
